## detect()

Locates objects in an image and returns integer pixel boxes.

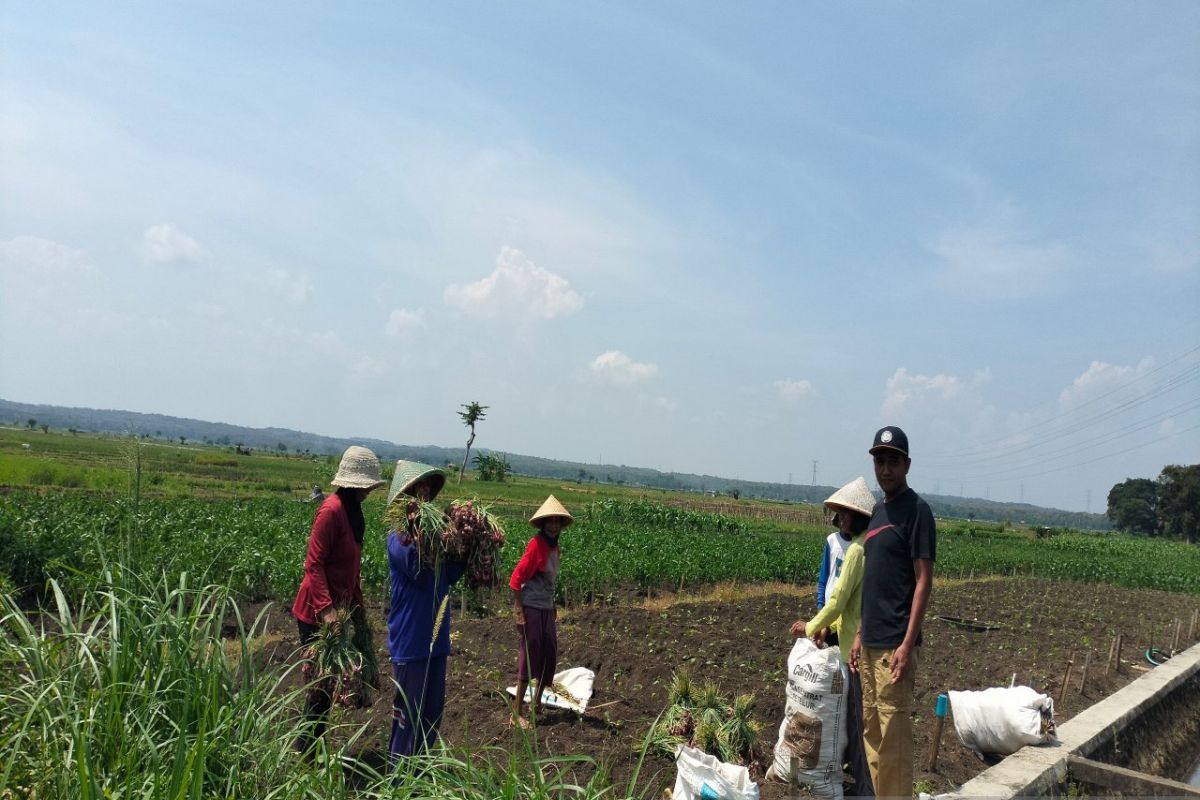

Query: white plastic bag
[672,745,759,800]
[948,686,1055,755]
[768,638,848,799]
[505,666,594,713]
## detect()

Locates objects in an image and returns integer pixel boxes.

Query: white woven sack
[768,638,848,799]
[505,666,594,713]
[948,686,1055,755]
[672,745,759,800]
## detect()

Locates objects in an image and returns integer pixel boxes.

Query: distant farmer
[291,445,386,756]
[509,494,572,729]
[791,476,876,798]
[308,485,325,503]
[851,427,936,800]
[384,460,464,766]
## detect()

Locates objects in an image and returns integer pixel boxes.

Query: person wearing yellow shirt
[791,476,876,798]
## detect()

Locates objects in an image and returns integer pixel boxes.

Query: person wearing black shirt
[851,426,936,800]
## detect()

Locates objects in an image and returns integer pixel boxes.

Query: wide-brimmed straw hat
[387,460,447,506]
[823,477,876,519]
[530,494,573,528]
[330,446,386,491]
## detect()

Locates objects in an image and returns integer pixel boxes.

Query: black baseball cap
[869,426,909,458]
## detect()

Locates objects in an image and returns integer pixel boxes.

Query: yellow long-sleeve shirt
[805,536,865,664]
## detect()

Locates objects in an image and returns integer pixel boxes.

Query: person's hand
[889,643,913,685]
[849,637,861,673]
[813,627,828,647]
[514,608,525,631]
[321,608,338,625]
[789,619,807,638]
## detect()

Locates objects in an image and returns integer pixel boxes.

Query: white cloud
[926,208,1071,297]
[652,396,679,413]
[444,246,583,320]
[264,268,313,303]
[774,378,816,401]
[882,368,970,416]
[139,223,203,265]
[385,308,427,337]
[590,350,658,385]
[0,235,94,281]
[1058,359,1154,407]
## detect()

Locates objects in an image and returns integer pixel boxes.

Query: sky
[1,2,1198,513]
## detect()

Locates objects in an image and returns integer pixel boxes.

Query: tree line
[1107,464,1199,543]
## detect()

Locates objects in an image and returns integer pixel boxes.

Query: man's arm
[889,558,933,684]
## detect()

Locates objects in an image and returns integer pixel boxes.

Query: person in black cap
[851,426,936,800]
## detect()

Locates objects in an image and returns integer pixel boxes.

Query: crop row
[2,491,1198,606]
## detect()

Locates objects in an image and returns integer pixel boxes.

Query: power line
[943,398,1200,483]
[951,422,1200,484]
[924,344,1200,461]
[924,365,1200,470]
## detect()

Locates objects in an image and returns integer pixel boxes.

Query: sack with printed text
[766,638,848,799]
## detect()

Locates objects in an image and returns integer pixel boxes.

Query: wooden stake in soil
[1115,634,1123,675]
[928,693,950,772]
[1058,657,1074,706]
[1106,635,1116,676]
[1172,618,1182,654]
[1079,650,1091,695]
[1190,609,1198,641]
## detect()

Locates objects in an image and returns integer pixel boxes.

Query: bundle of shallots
[442,500,506,589]
[302,607,381,709]
[385,497,505,588]
[385,498,450,569]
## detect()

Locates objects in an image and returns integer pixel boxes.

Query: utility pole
[788,472,793,485]
[811,460,818,485]
[985,487,990,500]
[1086,489,1091,513]
[1019,484,1024,503]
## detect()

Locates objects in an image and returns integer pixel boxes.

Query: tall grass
[0,567,654,799]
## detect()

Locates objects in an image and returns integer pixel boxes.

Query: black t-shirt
[861,487,937,649]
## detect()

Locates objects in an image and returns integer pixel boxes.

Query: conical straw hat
[330,446,386,490]
[823,477,876,518]
[387,460,447,507]
[529,494,573,528]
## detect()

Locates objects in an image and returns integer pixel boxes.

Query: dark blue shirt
[387,532,466,663]
[861,487,936,649]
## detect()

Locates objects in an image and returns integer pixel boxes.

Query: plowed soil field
[251,578,1200,797]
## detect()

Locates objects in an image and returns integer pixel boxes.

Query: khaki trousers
[860,646,918,800]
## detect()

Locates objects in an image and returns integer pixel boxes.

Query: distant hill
[0,398,1110,530]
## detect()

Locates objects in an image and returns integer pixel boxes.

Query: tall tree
[1157,464,1200,544]
[457,401,488,483]
[1106,478,1158,535]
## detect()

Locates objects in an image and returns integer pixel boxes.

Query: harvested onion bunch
[384,497,505,589]
[301,607,380,709]
[442,500,506,589]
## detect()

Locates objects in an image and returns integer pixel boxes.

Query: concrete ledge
[939,640,1200,799]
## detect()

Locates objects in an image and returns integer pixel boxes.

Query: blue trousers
[388,657,447,765]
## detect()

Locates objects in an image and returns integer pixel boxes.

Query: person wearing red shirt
[509,494,572,729]
[291,445,385,756]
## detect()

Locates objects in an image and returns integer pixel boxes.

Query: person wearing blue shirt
[815,524,853,646]
[384,461,465,766]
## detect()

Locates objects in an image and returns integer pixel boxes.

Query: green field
[2,427,1198,604]
[3,428,1199,799]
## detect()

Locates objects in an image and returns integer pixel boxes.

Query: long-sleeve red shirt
[291,493,365,625]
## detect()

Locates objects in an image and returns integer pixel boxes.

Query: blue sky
[2,2,1197,512]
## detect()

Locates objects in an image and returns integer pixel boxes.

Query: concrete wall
[939,640,1200,799]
